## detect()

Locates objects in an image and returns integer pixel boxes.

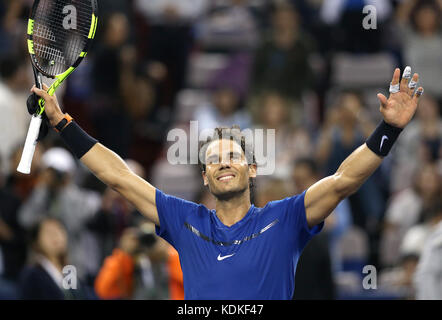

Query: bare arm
[80,144,159,225]
[306,144,381,227]
[305,67,423,228]
[31,86,159,226]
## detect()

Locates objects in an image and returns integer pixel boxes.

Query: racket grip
[17,115,43,174]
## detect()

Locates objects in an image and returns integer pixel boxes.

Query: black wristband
[59,121,98,159]
[366,121,403,157]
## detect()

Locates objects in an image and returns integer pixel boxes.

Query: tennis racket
[17,0,98,174]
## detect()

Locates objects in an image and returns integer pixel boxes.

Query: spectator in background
[0,158,26,299]
[414,201,442,299]
[254,178,292,209]
[120,54,167,169]
[391,95,442,193]
[0,0,31,58]
[379,252,420,299]
[253,92,314,180]
[194,84,251,133]
[95,224,169,300]
[250,2,315,103]
[380,162,441,268]
[91,13,133,158]
[400,200,442,261]
[18,148,101,282]
[19,218,92,299]
[134,226,170,300]
[87,159,148,265]
[87,188,132,265]
[4,144,43,203]
[94,227,138,299]
[380,200,442,300]
[0,56,32,175]
[167,246,184,300]
[316,91,381,230]
[292,157,352,274]
[319,0,391,52]
[121,66,157,127]
[134,0,208,107]
[92,13,131,103]
[98,0,133,21]
[396,0,442,103]
[196,0,259,53]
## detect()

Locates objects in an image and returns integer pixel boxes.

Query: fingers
[377,93,388,109]
[389,67,418,96]
[400,66,412,91]
[389,68,400,94]
[31,85,50,101]
[413,87,424,104]
[391,68,400,85]
[408,73,419,96]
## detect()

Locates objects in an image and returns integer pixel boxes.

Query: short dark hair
[198,125,256,173]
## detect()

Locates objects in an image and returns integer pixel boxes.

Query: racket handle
[17,114,43,174]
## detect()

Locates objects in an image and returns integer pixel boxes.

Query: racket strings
[32,0,93,76]
[34,42,65,68]
[34,23,56,42]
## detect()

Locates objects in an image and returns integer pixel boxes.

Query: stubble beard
[209,182,248,202]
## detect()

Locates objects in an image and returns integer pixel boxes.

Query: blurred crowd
[0,0,442,300]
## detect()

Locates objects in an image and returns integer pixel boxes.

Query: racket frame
[17,0,98,174]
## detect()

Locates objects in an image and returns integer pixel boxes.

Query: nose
[219,157,231,168]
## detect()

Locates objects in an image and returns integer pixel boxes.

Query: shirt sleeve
[155,189,199,249]
[277,190,324,252]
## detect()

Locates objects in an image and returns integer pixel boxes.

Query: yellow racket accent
[37,67,76,115]
[88,14,98,39]
[27,39,35,54]
[27,19,34,35]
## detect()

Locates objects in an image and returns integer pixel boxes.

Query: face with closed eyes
[202,139,256,201]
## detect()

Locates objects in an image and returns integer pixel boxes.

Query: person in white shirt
[414,202,442,299]
[0,57,32,175]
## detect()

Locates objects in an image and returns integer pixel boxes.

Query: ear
[248,164,257,178]
[202,171,209,186]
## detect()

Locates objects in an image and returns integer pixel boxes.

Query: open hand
[377,67,424,129]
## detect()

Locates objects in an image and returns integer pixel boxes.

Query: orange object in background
[95,248,135,299]
[167,246,184,300]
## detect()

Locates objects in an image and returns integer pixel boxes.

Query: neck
[215,190,251,227]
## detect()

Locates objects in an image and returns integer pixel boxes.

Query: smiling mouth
[217,174,235,182]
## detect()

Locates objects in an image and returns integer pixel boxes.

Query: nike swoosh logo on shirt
[380,135,389,151]
[217,253,235,261]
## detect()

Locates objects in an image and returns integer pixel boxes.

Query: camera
[136,223,157,249]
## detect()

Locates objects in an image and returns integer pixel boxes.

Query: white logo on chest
[217,253,235,261]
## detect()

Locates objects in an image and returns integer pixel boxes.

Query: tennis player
[31,67,423,300]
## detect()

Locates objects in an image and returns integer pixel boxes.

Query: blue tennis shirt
[155,189,324,300]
